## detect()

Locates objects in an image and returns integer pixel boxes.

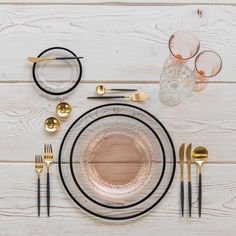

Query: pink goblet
[193,50,222,91]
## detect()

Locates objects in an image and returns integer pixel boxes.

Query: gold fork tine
[45,144,47,156]
[39,156,43,168]
[49,144,53,154]
[35,155,39,167]
[46,144,49,154]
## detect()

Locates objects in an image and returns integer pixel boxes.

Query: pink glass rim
[168,30,200,60]
[194,50,223,78]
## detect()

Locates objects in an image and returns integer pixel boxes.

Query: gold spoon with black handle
[96,85,137,95]
[192,146,208,217]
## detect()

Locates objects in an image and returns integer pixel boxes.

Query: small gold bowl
[56,102,72,119]
[44,117,60,133]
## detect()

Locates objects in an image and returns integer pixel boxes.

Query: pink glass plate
[71,115,164,208]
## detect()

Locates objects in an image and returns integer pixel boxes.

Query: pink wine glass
[164,30,200,67]
[193,50,222,91]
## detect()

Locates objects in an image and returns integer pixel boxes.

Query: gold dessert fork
[87,92,149,102]
[35,155,43,217]
[43,144,53,217]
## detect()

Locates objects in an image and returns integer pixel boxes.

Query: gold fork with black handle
[35,155,43,217]
[44,144,53,217]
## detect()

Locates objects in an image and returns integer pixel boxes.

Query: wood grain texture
[0,163,235,236]
[0,82,235,163]
[0,0,235,5]
[0,3,235,235]
[0,5,234,82]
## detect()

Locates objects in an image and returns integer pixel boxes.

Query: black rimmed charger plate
[58,103,176,220]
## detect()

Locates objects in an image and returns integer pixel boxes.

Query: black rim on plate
[58,103,176,220]
[70,113,166,209]
[32,46,83,96]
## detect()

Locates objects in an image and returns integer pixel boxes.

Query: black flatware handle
[47,172,50,217]
[110,89,137,92]
[188,181,192,217]
[87,96,125,99]
[55,56,83,60]
[38,177,40,217]
[199,173,202,218]
[181,181,184,217]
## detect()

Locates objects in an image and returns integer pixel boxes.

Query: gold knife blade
[186,143,192,182]
[179,143,185,181]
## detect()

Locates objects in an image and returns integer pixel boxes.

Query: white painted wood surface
[0,5,235,82]
[1,164,236,236]
[0,2,235,236]
[0,0,235,5]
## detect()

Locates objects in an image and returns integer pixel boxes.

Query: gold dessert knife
[27,56,83,63]
[186,143,192,217]
[179,143,185,217]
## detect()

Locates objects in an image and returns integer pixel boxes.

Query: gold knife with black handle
[186,143,192,217]
[179,143,185,217]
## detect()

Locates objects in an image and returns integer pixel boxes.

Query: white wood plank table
[0,1,236,235]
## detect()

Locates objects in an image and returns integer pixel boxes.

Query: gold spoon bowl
[192,146,208,171]
[96,85,106,95]
[56,102,72,119]
[44,117,60,133]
